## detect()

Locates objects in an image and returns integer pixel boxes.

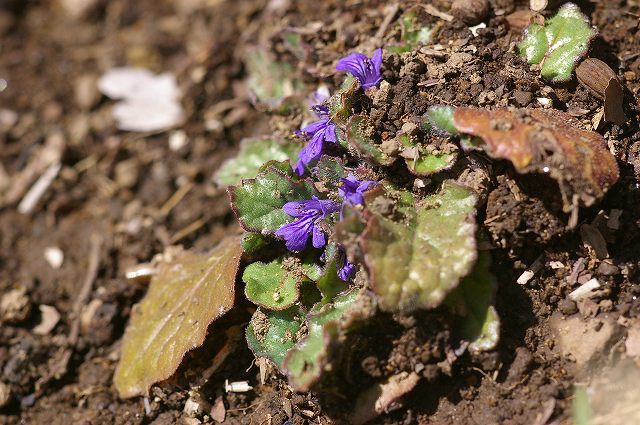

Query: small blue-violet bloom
[338,255,356,281]
[338,174,377,206]
[336,48,383,90]
[275,196,340,252]
[294,102,337,176]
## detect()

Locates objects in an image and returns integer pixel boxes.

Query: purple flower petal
[336,49,383,90]
[311,226,326,249]
[275,215,315,252]
[338,174,377,206]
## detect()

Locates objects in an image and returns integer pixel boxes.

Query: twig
[35,234,102,394]
[374,3,400,42]
[18,162,61,214]
[158,182,193,217]
[69,233,103,345]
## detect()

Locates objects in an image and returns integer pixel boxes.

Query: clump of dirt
[2,0,640,424]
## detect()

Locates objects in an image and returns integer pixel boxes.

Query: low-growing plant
[114,3,620,412]
[518,2,596,82]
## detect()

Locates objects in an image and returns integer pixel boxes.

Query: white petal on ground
[113,99,184,132]
[98,67,183,132]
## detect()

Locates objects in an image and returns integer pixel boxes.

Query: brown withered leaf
[114,237,242,398]
[453,108,619,211]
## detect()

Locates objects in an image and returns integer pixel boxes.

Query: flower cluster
[294,50,383,176]
[277,50,383,281]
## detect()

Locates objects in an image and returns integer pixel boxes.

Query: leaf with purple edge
[518,3,596,83]
[228,166,318,234]
[215,137,302,186]
[361,181,477,313]
[246,306,304,368]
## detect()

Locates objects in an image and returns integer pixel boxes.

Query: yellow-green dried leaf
[362,182,477,312]
[114,237,243,398]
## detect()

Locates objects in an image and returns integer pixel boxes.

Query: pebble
[0,382,11,408]
[513,90,533,106]
[451,0,490,26]
[0,286,32,324]
[558,298,578,315]
[74,74,100,110]
[597,261,619,276]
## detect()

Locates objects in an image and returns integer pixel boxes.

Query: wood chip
[422,4,454,21]
[569,278,601,301]
[33,305,61,335]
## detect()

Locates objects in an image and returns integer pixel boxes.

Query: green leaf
[329,78,359,126]
[518,3,596,82]
[347,115,393,166]
[388,8,432,54]
[397,133,457,176]
[215,138,302,186]
[316,244,348,303]
[402,8,433,48]
[446,253,500,353]
[245,48,304,109]
[423,106,458,135]
[241,232,272,257]
[246,307,304,368]
[228,166,317,234]
[314,155,346,188]
[361,181,477,312]
[284,290,359,391]
[114,237,243,398]
[243,258,310,310]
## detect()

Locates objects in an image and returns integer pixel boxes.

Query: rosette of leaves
[518,3,596,82]
[388,7,433,54]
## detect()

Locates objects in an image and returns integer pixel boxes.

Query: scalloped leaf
[215,138,302,186]
[228,166,318,234]
[245,47,304,109]
[361,182,477,313]
[397,133,457,176]
[423,105,458,135]
[453,107,620,210]
[518,3,596,82]
[243,259,308,310]
[246,307,304,368]
[347,115,394,166]
[284,290,359,391]
[313,155,346,188]
[114,237,243,398]
[446,253,500,353]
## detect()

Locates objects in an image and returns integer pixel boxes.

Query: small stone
[624,71,636,82]
[75,74,100,110]
[559,298,578,315]
[0,382,11,408]
[0,286,32,324]
[513,90,533,106]
[451,0,490,26]
[597,261,619,276]
[44,246,64,269]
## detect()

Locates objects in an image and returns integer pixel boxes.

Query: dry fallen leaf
[114,236,242,398]
[453,107,620,211]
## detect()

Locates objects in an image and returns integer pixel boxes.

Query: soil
[1,0,639,424]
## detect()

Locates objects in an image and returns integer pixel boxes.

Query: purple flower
[336,48,383,90]
[338,174,377,206]
[275,196,340,252]
[338,256,356,281]
[294,112,337,176]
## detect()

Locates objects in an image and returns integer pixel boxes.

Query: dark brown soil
[1,0,639,424]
